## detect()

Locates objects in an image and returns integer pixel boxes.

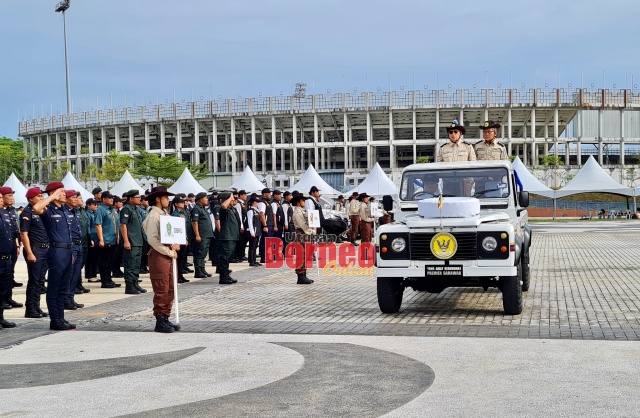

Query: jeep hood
[403,211,510,228]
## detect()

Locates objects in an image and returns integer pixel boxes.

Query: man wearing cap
[138,195,150,274]
[217,192,239,284]
[84,198,100,282]
[281,191,294,254]
[171,195,192,280]
[437,120,477,162]
[234,190,248,263]
[305,186,326,235]
[291,195,314,285]
[62,190,85,311]
[257,188,274,264]
[191,192,213,278]
[95,191,121,289]
[120,190,146,295]
[141,186,180,333]
[73,192,90,294]
[0,189,18,329]
[33,182,76,330]
[272,190,285,242]
[475,120,508,161]
[20,188,49,318]
[246,197,262,267]
[0,187,23,310]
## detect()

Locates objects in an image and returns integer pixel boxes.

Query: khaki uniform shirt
[348,199,361,216]
[437,141,477,162]
[142,206,173,257]
[359,203,375,223]
[474,141,508,161]
[293,206,315,235]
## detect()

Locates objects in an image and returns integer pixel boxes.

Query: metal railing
[19,88,640,136]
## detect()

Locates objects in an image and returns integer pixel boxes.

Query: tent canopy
[61,172,93,201]
[168,168,206,195]
[512,157,555,198]
[348,163,398,197]
[3,173,29,206]
[288,165,341,196]
[555,156,634,198]
[230,166,264,192]
[110,170,145,197]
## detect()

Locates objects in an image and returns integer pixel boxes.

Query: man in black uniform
[233,190,248,263]
[258,188,274,264]
[74,192,91,294]
[0,190,17,329]
[33,182,76,331]
[120,190,146,295]
[191,192,214,278]
[21,187,49,318]
[111,195,125,279]
[246,197,261,267]
[0,186,23,310]
[64,190,84,311]
[217,192,239,284]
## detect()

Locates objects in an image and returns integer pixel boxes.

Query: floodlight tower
[55,0,71,114]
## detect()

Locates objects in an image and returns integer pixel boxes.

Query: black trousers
[25,246,48,312]
[209,236,219,264]
[3,243,17,304]
[112,243,123,275]
[140,239,149,270]
[193,237,211,269]
[217,240,236,278]
[98,244,117,283]
[0,257,12,319]
[259,225,274,262]
[235,230,249,260]
[85,245,99,279]
[66,244,83,305]
[248,233,260,265]
[45,246,72,321]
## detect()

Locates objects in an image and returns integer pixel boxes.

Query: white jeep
[376,160,532,315]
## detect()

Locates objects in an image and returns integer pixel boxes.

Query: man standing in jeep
[475,120,508,161]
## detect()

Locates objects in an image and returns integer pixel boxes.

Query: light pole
[55,0,71,115]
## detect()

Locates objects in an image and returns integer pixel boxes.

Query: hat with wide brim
[445,121,466,135]
[358,193,370,201]
[146,186,175,201]
[290,195,308,206]
[480,120,501,130]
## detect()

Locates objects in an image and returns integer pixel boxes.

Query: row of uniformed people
[437,120,508,162]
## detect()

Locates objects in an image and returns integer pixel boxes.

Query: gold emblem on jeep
[430,232,457,259]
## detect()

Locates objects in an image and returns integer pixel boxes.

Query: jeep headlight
[391,237,406,252]
[482,236,498,252]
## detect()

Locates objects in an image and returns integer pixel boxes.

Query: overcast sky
[1,0,639,138]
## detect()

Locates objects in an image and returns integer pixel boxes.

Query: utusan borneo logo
[265,236,376,276]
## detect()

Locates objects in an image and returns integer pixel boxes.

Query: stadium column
[389,110,395,172]
[115,126,120,152]
[366,111,372,168]
[434,107,440,161]
[176,121,182,152]
[507,108,512,156]
[230,117,236,174]
[292,113,297,171]
[271,115,276,173]
[313,114,319,167]
[343,112,349,172]
[598,109,603,165]
[531,108,536,164]
[412,109,416,162]
[144,123,150,150]
[212,117,218,173]
[160,122,166,152]
[620,109,625,165]
[251,117,257,172]
[194,119,200,151]
[129,125,134,155]
[320,129,325,169]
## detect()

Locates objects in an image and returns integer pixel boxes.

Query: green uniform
[210,204,221,265]
[217,206,239,279]
[120,203,143,285]
[191,204,213,269]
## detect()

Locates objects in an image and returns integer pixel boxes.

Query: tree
[540,155,564,166]
[51,161,71,181]
[80,163,105,188]
[133,146,202,185]
[416,156,430,164]
[0,137,27,182]
[102,149,133,184]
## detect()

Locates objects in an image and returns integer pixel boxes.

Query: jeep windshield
[400,167,511,201]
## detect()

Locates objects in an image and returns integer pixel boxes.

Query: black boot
[165,316,181,331]
[25,309,43,318]
[125,282,140,295]
[178,276,190,283]
[0,316,16,328]
[203,269,213,277]
[133,282,147,293]
[194,267,207,278]
[154,315,175,333]
[50,318,75,331]
[297,274,314,285]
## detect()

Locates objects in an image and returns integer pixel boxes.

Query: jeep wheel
[521,254,531,292]
[377,277,404,313]
[502,269,523,315]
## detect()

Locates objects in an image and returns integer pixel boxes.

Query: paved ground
[1,221,639,417]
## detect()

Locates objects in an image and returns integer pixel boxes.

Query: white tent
[110,170,145,197]
[512,157,555,198]
[555,156,634,198]
[349,163,398,197]
[3,173,29,206]
[168,168,207,195]
[61,172,93,201]
[288,164,341,196]
[230,166,265,192]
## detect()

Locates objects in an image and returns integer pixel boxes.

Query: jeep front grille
[410,232,477,260]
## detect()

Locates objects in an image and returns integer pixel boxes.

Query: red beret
[45,182,64,193]
[0,187,14,195]
[65,190,77,198]
[26,187,43,199]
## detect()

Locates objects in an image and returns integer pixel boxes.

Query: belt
[0,254,10,260]
[51,242,72,249]
[73,239,82,244]
[32,242,50,249]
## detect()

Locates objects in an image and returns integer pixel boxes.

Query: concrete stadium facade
[18,88,640,190]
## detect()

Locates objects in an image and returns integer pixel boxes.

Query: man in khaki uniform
[475,120,508,160]
[437,120,476,162]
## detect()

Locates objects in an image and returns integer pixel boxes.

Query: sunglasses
[448,130,460,134]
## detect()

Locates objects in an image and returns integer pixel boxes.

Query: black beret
[195,192,207,200]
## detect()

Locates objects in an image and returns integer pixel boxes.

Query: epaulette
[472,140,483,146]
[497,142,506,147]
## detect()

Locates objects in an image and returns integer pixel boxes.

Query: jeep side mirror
[382,195,393,211]
[519,191,529,207]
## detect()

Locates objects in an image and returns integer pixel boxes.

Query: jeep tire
[377,277,404,313]
[521,253,531,292]
[502,266,523,315]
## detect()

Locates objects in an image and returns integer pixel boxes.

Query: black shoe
[133,282,147,293]
[178,277,190,283]
[241,256,248,261]
[259,259,265,264]
[7,299,23,308]
[154,315,175,333]
[64,320,77,329]
[25,310,43,319]
[64,303,77,310]
[74,302,84,309]
[50,319,74,331]
[37,308,49,317]
[187,262,193,267]
[101,282,116,288]
[109,281,122,288]
[125,283,140,295]
[230,277,238,283]
[77,285,90,293]
[230,259,241,263]
[166,317,181,331]
[297,274,314,284]
[184,267,194,273]
[203,270,213,278]
[219,278,234,285]
[12,280,23,288]
[194,272,207,278]
[74,288,84,294]
[1,302,12,310]
[249,263,261,267]
[0,319,16,328]
[139,269,149,274]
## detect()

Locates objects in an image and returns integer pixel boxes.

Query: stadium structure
[18,87,640,191]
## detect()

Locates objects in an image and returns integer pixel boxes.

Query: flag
[437,178,444,209]
[437,194,444,209]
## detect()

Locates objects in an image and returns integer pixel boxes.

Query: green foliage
[540,155,564,166]
[133,146,207,184]
[509,155,516,162]
[50,161,71,180]
[0,137,27,182]
[102,149,133,183]
[80,163,105,184]
[416,156,430,164]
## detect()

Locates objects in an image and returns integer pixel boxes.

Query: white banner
[160,215,187,245]
[308,210,321,228]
